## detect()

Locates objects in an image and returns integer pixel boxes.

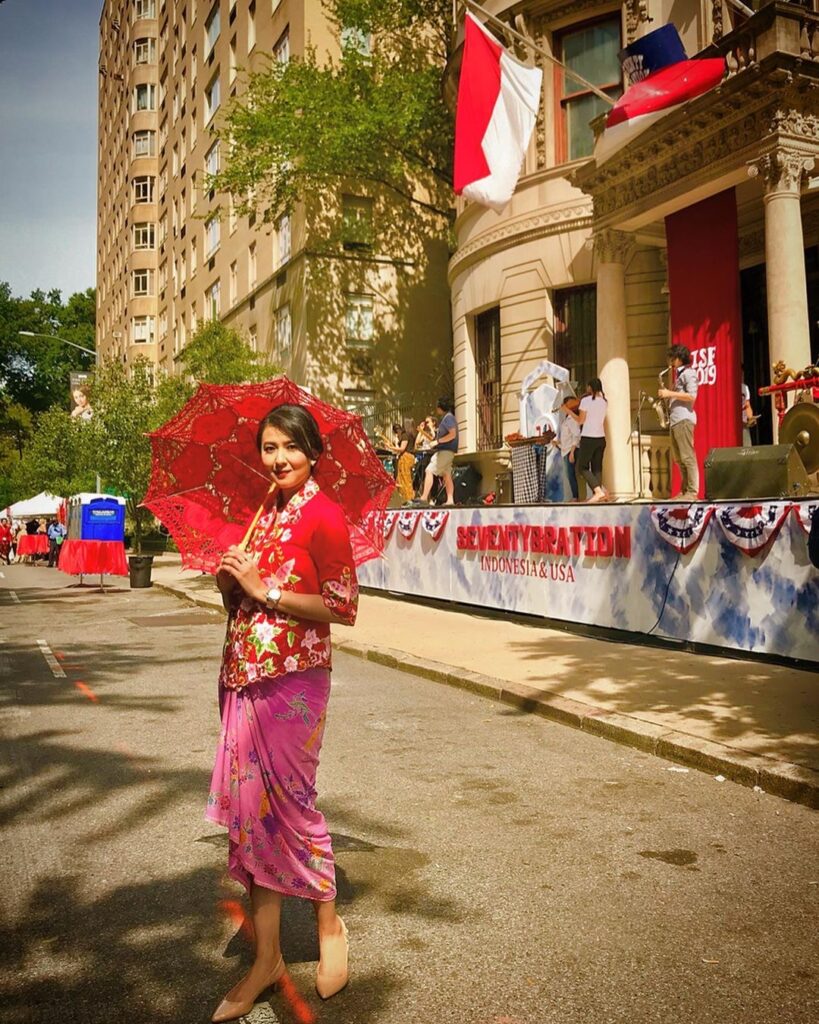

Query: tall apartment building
[96,0,452,419]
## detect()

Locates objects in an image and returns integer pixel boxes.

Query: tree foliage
[179,319,282,385]
[0,282,96,414]
[11,407,96,502]
[210,0,455,229]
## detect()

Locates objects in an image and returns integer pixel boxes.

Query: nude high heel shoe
[315,917,349,1000]
[212,955,286,1022]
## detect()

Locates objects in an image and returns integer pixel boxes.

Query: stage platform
[359,499,818,665]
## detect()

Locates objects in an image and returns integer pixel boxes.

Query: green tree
[210,0,454,231]
[11,407,96,501]
[0,282,96,414]
[179,319,282,385]
[87,359,157,554]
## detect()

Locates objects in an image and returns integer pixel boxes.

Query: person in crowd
[415,416,437,451]
[15,522,27,563]
[553,398,582,501]
[210,404,358,1021]
[71,385,94,421]
[566,378,608,503]
[47,518,66,568]
[0,518,12,565]
[26,517,39,536]
[386,423,417,502]
[419,398,459,506]
[659,344,699,501]
[741,376,757,447]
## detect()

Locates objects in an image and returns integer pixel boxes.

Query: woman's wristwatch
[264,586,282,608]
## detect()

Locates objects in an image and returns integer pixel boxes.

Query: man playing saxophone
[659,344,699,501]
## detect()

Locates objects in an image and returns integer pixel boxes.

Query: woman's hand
[569,451,575,464]
[219,546,266,603]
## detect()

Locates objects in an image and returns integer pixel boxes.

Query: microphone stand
[628,391,651,499]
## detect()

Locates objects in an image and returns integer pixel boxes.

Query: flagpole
[460,0,616,106]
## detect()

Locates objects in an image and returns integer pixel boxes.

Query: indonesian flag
[453,12,542,212]
[595,25,725,164]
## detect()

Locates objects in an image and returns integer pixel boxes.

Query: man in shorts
[419,397,459,506]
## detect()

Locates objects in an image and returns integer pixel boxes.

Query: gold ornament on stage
[780,401,819,475]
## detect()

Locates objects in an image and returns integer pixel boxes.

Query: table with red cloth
[16,534,50,556]
[58,539,129,576]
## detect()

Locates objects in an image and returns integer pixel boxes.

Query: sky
[0,0,100,301]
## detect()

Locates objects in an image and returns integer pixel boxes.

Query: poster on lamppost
[69,370,93,421]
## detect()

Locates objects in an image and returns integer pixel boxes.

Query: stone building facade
[447,0,819,498]
[96,0,452,421]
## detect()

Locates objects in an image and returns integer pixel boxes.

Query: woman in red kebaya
[208,404,358,1021]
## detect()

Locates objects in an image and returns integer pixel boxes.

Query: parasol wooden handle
[238,481,277,551]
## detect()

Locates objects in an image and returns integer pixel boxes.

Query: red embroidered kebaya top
[219,477,358,690]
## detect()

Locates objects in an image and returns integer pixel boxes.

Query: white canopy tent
[3,491,63,520]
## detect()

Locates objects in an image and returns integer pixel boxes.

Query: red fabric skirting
[58,539,129,576]
[17,535,50,556]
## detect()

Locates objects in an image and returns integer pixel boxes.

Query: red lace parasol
[143,378,394,572]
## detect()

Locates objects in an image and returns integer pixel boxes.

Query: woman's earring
[310,459,317,466]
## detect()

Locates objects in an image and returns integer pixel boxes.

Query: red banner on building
[666,189,742,497]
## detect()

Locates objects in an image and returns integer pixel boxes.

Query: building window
[276,303,291,361]
[205,279,221,318]
[134,83,157,112]
[345,294,373,348]
[134,37,156,64]
[180,252,187,286]
[132,315,156,343]
[133,129,156,157]
[248,1,256,51]
[134,0,156,20]
[275,213,291,267]
[340,25,371,56]
[190,301,198,335]
[229,194,237,233]
[248,242,257,288]
[342,194,373,250]
[475,306,502,451]
[159,116,168,148]
[205,140,220,177]
[553,285,597,389]
[132,175,155,203]
[556,17,621,162]
[249,324,257,352]
[133,222,155,249]
[229,35,237,82]
[229,260,238,304]
[158,260,167,290]
[191,44,198,82]
[132,268,154,296]
[273,27,289,63]
[172,143,179,175]
[205,70,221,122]
[205,215,220,256]
[205,3,220,54]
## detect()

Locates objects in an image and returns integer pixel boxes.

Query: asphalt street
[0,562,816,1024]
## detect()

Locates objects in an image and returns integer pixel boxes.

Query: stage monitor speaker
[448,464,482,505]
[704,444,811,500]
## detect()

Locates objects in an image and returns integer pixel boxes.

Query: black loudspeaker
[448,464,482,505]
[704,444,811,500]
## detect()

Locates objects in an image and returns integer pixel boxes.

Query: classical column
[594,229,633,498]
[749,148,815,437]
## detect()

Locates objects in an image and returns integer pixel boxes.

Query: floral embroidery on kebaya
[219,477,358,690]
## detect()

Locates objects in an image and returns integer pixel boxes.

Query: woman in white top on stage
[566,378,608,503]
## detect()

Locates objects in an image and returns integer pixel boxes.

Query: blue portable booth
[67,493,127,542]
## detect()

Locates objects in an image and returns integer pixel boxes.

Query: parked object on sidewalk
[128,554,154,589]
[144,377,394,573]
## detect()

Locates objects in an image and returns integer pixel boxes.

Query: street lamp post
[18,330,101,491]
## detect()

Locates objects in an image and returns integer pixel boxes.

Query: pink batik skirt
[206,668,336,900]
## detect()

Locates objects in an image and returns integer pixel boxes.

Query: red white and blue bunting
[650,504,715,554]
[791,501,818,535]
[420,509,450,540]
[396,510,422,540]
[713,502,791,556]
[383,511,399,540]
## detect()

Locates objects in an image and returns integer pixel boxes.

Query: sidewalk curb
[154,579,818,810]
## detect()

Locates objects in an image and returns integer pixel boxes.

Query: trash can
[128,554,154,589]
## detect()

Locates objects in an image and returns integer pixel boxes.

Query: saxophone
[652,367,671,429]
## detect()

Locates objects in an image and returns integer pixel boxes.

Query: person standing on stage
[741,377,757,447]
[553,398,582,501]
[419,398,458,506]
[566,379,608,503]
[659,344,699,501]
